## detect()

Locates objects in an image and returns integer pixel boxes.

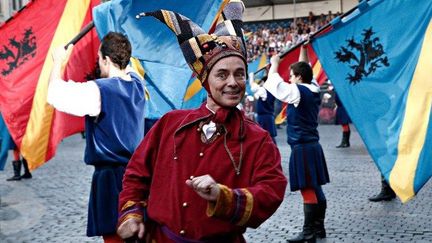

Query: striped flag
[0,0,100,170]
[312,0,432,202]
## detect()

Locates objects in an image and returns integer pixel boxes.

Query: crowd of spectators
[244,11,340,62]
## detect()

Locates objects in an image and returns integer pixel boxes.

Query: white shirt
[47,68,138,117]
[47,78,101,117]
[203,105,217,139]
[263,72,320,107]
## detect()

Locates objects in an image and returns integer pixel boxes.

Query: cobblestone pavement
[1,125,431,242]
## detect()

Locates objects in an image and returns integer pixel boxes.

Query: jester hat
[136,1,247,87]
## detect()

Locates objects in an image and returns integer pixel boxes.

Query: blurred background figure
[250,72,277,144]
[334,90,352,148]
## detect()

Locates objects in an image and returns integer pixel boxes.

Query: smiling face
[206,56,246,111]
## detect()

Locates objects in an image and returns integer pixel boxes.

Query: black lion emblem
[0,28,37,76]
[335,27,389,84]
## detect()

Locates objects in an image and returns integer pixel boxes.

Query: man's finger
[137,223,145,239]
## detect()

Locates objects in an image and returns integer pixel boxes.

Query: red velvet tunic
[119,104,287,242]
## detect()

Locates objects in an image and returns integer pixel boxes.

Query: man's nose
[227,74,238,86]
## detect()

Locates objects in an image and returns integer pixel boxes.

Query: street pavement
[1,125,431,242]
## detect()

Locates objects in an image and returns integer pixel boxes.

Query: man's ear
[104,56,111,65]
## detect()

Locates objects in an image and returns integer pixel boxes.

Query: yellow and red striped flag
[0,0,100,170]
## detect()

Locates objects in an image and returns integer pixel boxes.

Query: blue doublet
[85,72,145,236]
[256,90,277,138]
[287,85,329,191]
[85,73,145,165]
[335,93,352,125]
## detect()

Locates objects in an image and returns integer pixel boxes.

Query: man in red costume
[116,1,287,242]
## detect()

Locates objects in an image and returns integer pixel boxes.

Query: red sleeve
[117,118,164,226]
[207,134,287,228]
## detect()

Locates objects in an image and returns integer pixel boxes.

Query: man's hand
[269,55,280,75]
[270,55,280,66]
[48,44,73,85]
[117,218,145,240]
[185,175,220,201]
[52,44,73,65]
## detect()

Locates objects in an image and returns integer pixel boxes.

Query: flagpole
[64,21,95,48]
[253,1,365,75]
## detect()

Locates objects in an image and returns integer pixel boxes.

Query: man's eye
[235,73,245,79]
[218,73,227,79]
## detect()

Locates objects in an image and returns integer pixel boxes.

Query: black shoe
[288,204,317,243]
[20,159,32,179]
[369,179,396,202]
[336,131,350,148]
[6,175,22,181]
[6,160,22,181]
[314,201,326,238]
[287,232,316,243]
[368,191,396,202]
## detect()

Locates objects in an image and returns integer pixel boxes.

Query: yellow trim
[207,184,233,217]
[121,200,147,211]
[184,78,202,101]
[162,10,177,34]
[189,38,203,59]
[119,213,144,226]
[21,0,91,170]
[197,34,215,44]
[389,20,432,203]
[236,188,253,226]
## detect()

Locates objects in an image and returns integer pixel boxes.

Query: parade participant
[264,46,330,243]
[47,32,145,242]
[249,73,277,144]
[334,92,352,148]
[117,2,287,242]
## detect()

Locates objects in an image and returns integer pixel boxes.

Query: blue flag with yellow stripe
[312,0,432,202]
[93,0,227,119]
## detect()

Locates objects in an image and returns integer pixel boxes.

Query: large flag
[0,113,14,170]
[93,0,227,119]
[0,0,100,170]
[312,0,432,202]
